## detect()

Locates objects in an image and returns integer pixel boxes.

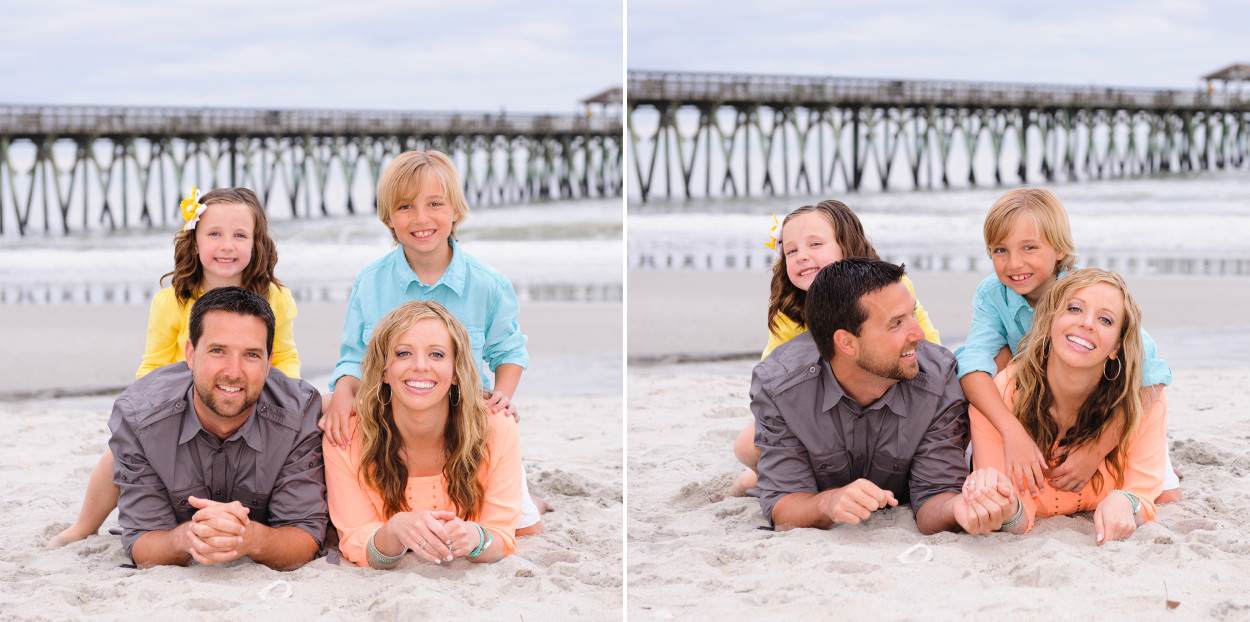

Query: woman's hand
[1002,423,1048,497]
[956,468,1017,535]
[386,510,459,564]
[1094,492,1138,545]
[320,384,357,449]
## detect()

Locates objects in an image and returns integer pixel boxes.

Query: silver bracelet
[367,528,407,567]
[998,496,1025,532]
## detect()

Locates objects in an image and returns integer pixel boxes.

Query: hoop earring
[1103,357,1122,382]
[449,384,461,407]
[380,384,391,407]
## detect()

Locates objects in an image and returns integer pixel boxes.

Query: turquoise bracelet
[1113,489,1142,514]
[466,521,493,558]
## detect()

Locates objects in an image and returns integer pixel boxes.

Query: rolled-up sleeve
[751,371,816,525]
[109,397,178,559]
[330,280,368,391]
[906,367,970,516]
[482,279,528,372]
[1139,327,1172,388]
[955,280,1011,379]
[265,387,328,547]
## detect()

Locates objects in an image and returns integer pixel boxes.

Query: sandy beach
[627,269,1250,620]
[0,300,623,621]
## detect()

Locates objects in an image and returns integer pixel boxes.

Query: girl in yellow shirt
[51,187,300,546]
[732,199,941,495]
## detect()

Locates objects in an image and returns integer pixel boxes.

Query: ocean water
[628,170,1250,277]
[0,198,623,306]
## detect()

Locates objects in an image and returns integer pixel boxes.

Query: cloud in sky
[627,0,1249,88]
[1,0,622,113]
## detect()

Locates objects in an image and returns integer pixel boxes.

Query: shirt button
[214,490,222,496]
[808,366,817,374]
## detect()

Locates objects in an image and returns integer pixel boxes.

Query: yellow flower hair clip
[180,186,206,231]
[765,213,780,249]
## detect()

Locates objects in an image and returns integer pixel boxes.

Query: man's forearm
[240,523,320,571]
[771,491,833,530]
[914,491,961,535]
[131,524,193,568]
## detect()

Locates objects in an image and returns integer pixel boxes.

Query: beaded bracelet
[466,521,493,558]
[998,496,1025,532]
[367,528,407,567]
[1112,489,1142,515]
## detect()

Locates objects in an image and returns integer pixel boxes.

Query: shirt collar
[390,238,467,295]
[819,359,910,418]
[178,385,264,451]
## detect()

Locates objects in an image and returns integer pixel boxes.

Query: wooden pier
[628,70,1250,201]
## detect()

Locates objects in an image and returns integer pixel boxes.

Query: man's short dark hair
[806,258,907,361]
[188,286,276,354]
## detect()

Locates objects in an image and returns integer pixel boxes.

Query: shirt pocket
[169,485,211,523]
[809,448,853,490]
[361,321,376,347]
[867,455,910,501]
[234,486,272,525]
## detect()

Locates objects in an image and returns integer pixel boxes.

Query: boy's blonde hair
[376,150,470,244]
[983,188,1076,275]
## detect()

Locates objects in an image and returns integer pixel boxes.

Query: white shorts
[519,462,541,528]
[1162,447,1181,490]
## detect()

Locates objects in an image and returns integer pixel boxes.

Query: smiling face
[194,202,255,289]
[849,281,925,382]
[990,214,1065,306]
[1047,282,1125,373]
[389,171,458,264]
[185,310,270,437]
[782,211,845,291]
[383,318,457,417]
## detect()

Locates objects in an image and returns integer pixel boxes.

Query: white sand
[626,368,1250,619]
[0,300,623,621]
[625,269,1250,619]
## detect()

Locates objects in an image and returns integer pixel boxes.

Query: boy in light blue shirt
[323,150,544,534]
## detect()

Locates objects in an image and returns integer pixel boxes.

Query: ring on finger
[419,541,427,551]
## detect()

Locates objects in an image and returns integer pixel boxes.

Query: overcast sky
[1,0,621,113]
[628,0,1248,89]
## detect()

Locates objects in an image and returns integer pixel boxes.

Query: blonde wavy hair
[983,187,1077,276]
[355,300,490,519]
[1010,268,1144,493]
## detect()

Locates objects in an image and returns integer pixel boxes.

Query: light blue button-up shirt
[955,271,1171,387]
[331,239,528,392]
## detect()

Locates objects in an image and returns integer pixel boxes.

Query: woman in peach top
[325,301,521,567]
[968,268,1166,545]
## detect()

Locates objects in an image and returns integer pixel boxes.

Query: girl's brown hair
[768,199,879,335]
[1010,268,1144,493]
[162,187,280,303]
[354,300,491,519]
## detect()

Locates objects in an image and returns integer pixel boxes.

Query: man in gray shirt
[752,258,1015,534]
[110,287,326,569]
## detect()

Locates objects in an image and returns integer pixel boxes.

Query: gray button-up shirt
[752,333,969,524]
[109,363,328,559]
